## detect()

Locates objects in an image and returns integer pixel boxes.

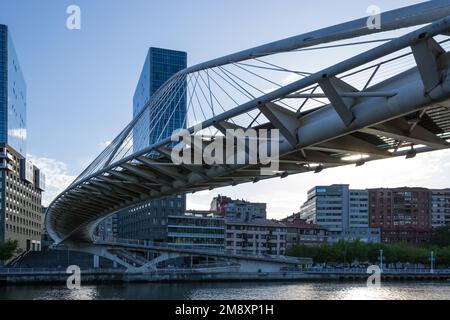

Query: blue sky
[3,0,449,218]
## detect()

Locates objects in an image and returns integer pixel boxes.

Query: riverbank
[2,269,450,285]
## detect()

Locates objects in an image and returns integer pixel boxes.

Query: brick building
[368,188,432,244]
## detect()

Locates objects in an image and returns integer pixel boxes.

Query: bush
[287,241,443,266]
[0,240,20,262]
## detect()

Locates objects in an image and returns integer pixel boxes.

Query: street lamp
[430,251,435,274]
[379,249,384,272]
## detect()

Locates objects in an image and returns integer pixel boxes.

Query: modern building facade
[0,25,44,255]
[167,213,225,250]
[300,185,380,243]
[116,47,187,242]
[0,25,27,156]
[431,189,450,228]
[117,195,185,242]
[210,195,267,222]
[327,228,381,243]
[95,214,118,241]
[225,219,286,256]
[281,213,328,248]
[132,47,187,152]
[369,188,432,244]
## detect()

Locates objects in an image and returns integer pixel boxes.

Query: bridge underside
[46,2,450,245]
[69,242,311,273]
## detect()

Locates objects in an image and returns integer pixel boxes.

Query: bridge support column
[93,255,100,269]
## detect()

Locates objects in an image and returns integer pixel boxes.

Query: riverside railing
[304,268,450,274]
[95,238,296,261]
[0,268,126,275]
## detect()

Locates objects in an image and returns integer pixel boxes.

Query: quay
[1,268,450,285]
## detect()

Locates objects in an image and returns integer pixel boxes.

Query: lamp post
[430,251,435,274]
[379,249,384,272]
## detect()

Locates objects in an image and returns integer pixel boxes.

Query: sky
[1,0,449,219]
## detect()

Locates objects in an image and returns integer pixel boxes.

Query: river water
[0,281,450,300]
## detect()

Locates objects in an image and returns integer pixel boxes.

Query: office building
[369,188,432,244]
[225,219,286,256]
[118,195,185,242]
[210,195,267,221]
[167,213,225,250]
[0,25,45,254]
[95,214,118,241]
[117,47,187,242]
[281,213,329,248]
[300,185,380,243]
[431,189,450,228]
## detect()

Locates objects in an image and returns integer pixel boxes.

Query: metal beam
[121,163,170,188]
[258,102,301,146]
[287,91,398,99]
[319,77,356,126]
[361,118,450,149]
[309,135,392,157]
[411,38,445,93]
[90,180,137,200]
[82,185,129,203]
[97,175,148,195]
[137,157,187,181]
[157,146,208,178]
[108,170,159,192]
[281,149,345,164]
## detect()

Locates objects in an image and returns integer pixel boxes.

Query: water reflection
[0,281,449,300]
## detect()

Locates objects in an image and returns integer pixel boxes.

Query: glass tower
[0,25,44,256]
[0,24,27,157]
[116,48,187,243]
[133,47,187,152]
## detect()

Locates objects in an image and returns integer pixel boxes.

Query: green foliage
[286,240,450,266]
[0,240,21,262]
[431,226,450,247]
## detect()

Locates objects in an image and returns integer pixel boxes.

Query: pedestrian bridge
[47,1,450,247]
[71,239,312,273]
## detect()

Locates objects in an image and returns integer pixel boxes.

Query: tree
[431,226,450,247]
[0,240,20,263]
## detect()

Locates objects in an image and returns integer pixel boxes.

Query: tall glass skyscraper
[0,24,27,156]
[116,48,187,243]
[133,47,187,152]
[0,25,44,256]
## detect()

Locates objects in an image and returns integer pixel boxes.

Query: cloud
[282,73,302,85]
[100,140,112,148]
[263,74,303,94]
[27,155,77,207]
[187,190,214,210]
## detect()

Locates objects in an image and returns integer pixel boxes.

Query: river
[0,281,450,300]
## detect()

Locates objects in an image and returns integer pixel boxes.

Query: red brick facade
[368,188,432,244]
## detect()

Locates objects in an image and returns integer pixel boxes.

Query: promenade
[2,267,450,285]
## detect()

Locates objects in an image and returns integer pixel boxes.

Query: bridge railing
[96,238,293,261]
[304,268,450,274]
[0,268,125,275]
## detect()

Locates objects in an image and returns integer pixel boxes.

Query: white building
[431,189,450,228]
[300,185,380,243]
[225,219,286,256]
